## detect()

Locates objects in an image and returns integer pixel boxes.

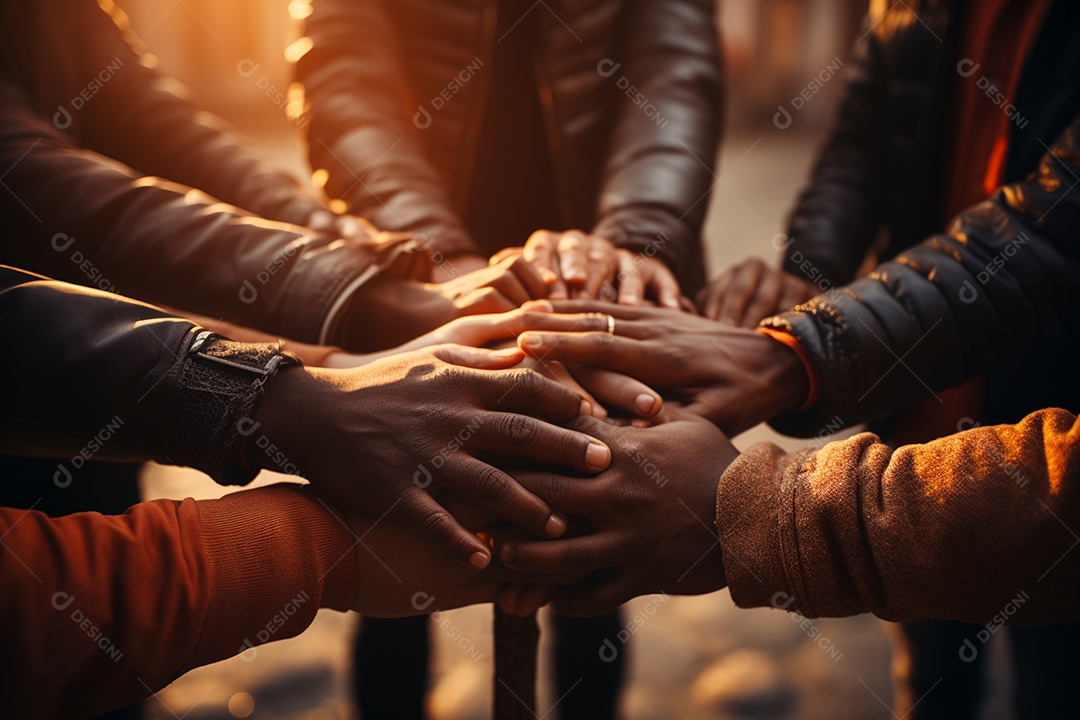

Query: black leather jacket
[0,0,410,347]
[769,0,1080,436]
[294,0,724,288]
[0,265,279,485]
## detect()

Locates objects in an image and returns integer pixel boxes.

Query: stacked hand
[513,301,810,436]
[518,229,682,308]
[251,344,614,568]
[493,410,739,617]
[698,257,821,327]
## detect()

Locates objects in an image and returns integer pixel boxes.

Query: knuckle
[566,544,591,571]
[541,473,563,502]
[474,464,511,502]
[498,413,537,445]
[509,367,546,397]
[420,508,452,536]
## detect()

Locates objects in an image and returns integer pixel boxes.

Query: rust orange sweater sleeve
[0,483,357,719]
[717,407,1080,624]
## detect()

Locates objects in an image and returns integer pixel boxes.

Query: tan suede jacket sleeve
[718,408,1079,625]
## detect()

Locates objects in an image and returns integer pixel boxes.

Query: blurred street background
[117,1,1015,718]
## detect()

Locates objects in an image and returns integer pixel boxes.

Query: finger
[484,366,591,421]
[457,286,517,316]
[506,253,548,299]
[699,273,732,321]
[517,332,644,378]
[397,490,492,568]
[524,230,558,281]
[531,359,607,419]
[513,585,555,616]
[567,365,661,418]
[616,251,646,305]
[551,572,636,617]
[431,344,526,369]
[490,246,522,265]
[548,251,569,300]
[499,533,623,574]
[439,455,566,539]
[647,263,682,310]
[582,241,617,299]
[498,584,527,616]
[483,262,532,306]
[471,410,611,474]
[556,231,590,288]
[718,261,764,327]
[501,466,607,516]
[741,264,784,328]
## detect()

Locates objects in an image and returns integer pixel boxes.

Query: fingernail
[545,513,567,537]
[495,347,523,357]
[525,300,553,312]
[586,441,611,471]
[500,544,515,564]
[520,334,543,350]
[542,270,558,284]
[635,393,658,416]
[469,551,491,569]
[579,399,593,417]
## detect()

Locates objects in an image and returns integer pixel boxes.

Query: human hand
[327,304,664,421]
[430,253,489,282]
[698,257,821,328]
[335,254,547,350]
[250,344,614,568]
[514,301,810,435]
[344,493,584,617]
[494,410,738,617]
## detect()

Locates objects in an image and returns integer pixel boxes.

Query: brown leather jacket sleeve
[0,484,356,719]
[592,0,724,289]
[294,0,477,259]
[0,82,397,345]
[0,0,326,228]
[719,408,1080,624]
[762,111,1080,436]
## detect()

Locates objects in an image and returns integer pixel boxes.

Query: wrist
[757,328,814,413]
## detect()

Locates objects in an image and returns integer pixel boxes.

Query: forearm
[764,112,1080,436]
[718,408,1080,624]
[592,0,723,288]
[295,0,477,258]
[0,86,384,344]
[78,2,324,226]
[0,484,356,719]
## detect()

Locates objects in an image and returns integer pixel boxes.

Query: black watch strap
[164,330,301,485]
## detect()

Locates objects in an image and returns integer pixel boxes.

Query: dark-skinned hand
[249,345,613,569]
[493,409,739,617]
[697,257,821,328]
[512,301,811,436]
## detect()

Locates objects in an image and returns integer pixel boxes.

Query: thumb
[430,344,525,369]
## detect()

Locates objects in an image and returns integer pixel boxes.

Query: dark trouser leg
[550,610,625,720]
[352,615,429,720]
[886,619,985,720]
[1009,621,1080,720]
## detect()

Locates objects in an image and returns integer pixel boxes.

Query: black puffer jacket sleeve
[780,24,889,288]
[763,112,1080,436]
[294,0,477,259]
[592,0,723,289]
[0,81,385,345]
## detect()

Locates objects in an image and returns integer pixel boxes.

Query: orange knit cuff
[757,327,820,412]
